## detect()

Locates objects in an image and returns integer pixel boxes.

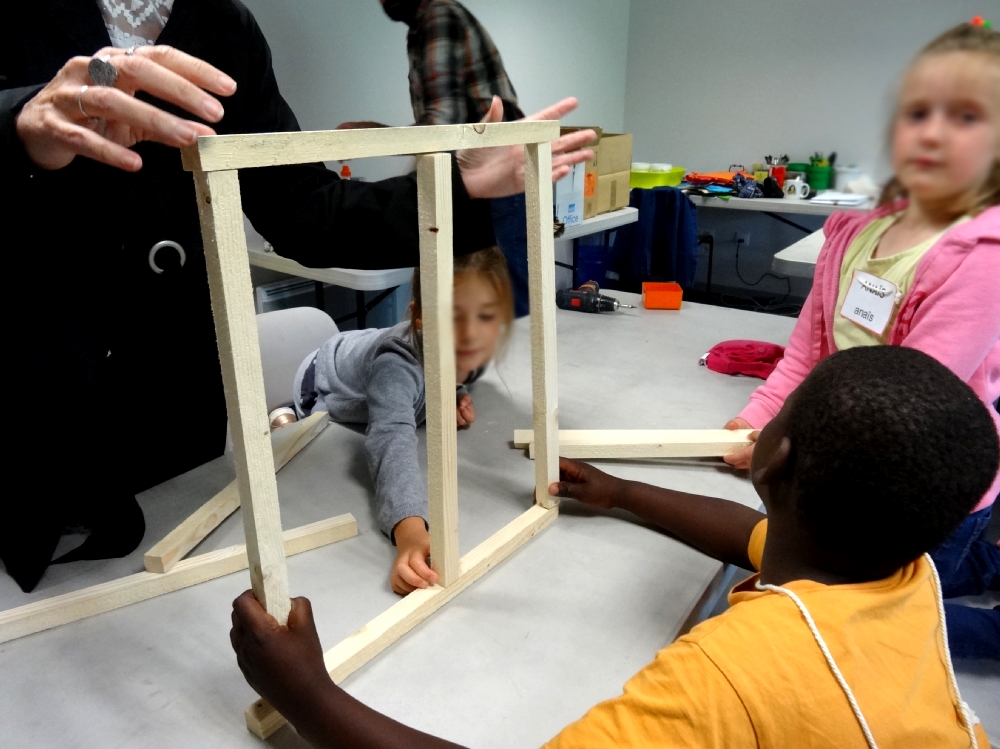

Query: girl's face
[453,271,503,377]
[892,52,1000,209]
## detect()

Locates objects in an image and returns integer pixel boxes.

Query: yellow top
[543,519,988,748]
[833,215,968,350]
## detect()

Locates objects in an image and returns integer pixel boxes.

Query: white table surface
[2,297,995,747]
[248,249,415,291]
[689,194,873,216]
[560,206,638,240]
[771,229,826,279]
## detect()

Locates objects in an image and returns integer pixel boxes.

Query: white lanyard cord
[755,554,980,749]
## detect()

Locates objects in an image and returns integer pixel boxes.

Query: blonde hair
[409,246,514,352]
[878,22,1000,215]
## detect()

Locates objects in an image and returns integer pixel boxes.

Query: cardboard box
[596,170,631,215]
[554,160,585,227]
[596,133,633,176]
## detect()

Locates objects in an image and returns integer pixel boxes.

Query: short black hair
[786,346,998,575]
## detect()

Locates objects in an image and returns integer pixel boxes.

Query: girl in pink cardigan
[725,22,1000,659]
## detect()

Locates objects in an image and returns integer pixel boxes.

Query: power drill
[555,280,636,313]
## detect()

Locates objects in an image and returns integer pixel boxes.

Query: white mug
[784,177,811,200]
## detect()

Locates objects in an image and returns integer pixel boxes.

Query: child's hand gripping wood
[390,517,439,594]
[456,394,476,428]
[722,418,759,470]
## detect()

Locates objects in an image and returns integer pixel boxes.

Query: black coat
[0,0,493,589]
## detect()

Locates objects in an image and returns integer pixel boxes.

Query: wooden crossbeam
[245,504,558,739]
[513,429,754,459]
[0,515,357,644]
[144,411,330,573]
[417,153,460,587]
[181,121,559,172]
[194,169,291,624]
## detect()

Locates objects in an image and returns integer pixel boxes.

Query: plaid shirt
[407,0,523,125]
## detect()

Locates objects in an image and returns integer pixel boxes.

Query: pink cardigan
[739,203,1000,512]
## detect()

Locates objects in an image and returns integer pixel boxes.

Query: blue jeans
[491,193,529,318]
[930,505,1000,660]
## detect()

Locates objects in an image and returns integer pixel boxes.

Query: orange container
[642,281,683,310]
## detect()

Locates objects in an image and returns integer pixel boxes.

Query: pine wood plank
[181,121,559,172]
[144,411,330,573]
[245,504,558,739]
[514,428,754,459]
[523,142,560,509]
[0,515,357,644]
[193,169,290,624]
[417,153,460,587]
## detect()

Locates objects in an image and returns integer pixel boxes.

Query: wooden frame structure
[513,428,754,460]
[179,121,563,738]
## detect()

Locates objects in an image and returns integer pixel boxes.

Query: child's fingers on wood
[410,553,439,585]
[395,559,430,590]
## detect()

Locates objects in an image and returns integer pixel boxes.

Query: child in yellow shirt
[229,345,997,748]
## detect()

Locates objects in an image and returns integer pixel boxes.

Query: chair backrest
[257,307,338,412]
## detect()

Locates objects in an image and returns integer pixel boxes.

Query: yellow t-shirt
[833,215,968,350]
[543,520,988,748]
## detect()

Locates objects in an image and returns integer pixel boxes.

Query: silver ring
[125,45,137,56]
[88,54,118,87]
[77,85,94,119]
[148,240,187,274]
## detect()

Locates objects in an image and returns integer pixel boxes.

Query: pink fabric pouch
[701,340,785,379]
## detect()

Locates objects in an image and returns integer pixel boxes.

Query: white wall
[624,0,985,178]
[240,0,631,180]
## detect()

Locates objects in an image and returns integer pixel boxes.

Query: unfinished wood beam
[513,428,754,459]
[417,153,460,587]
[0,515,357,644]
[193,169,290,624]
[245,504,558,739]
[181,121,559,172]
[523,142,560,510]
[144,411,330,573]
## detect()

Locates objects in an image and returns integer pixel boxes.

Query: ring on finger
[87,54,118,87]
[125,45,137,57]
[77,85,96,120]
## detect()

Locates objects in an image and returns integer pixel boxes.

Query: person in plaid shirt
[381,0,533,316]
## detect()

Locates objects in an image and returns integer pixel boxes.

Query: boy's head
[752,346,998,579]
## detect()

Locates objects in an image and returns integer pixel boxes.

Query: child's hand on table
[548,457,627,509]
[722,418,759,471]
[391,516,438,594]
[456,394,476,428]
[230,591,331,726]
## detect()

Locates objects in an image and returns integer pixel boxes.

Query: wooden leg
[245,504,558,739]
[417,153,460,588]
[144,412,330,573]
[193,169,290,624]
[523,143,560,509]
[0,515,357,644]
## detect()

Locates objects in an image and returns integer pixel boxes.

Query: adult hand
[457,96,596,199]
[456,394,475,428]
[335,120,389,130]
[391,516,438,594]
[15,45,237,172]
[548,457,627,510]
[230,592,332,723]
[722,418,758,470]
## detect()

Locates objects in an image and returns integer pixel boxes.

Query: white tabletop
[689,194,873,216]
[771,229,826,279]
[247,249,415,291]
[560,206,638,240]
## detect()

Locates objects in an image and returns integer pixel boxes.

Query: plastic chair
[256,307,338,413]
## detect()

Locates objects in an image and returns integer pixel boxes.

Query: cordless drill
[555,280,636,313]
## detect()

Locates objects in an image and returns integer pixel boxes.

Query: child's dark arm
[550,458,764,569]
[231,592,466,749]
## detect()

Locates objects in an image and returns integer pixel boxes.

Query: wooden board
[181,121,559,172]
[417,154,460,587]
[193,169,291,624]
[513,428,754,459]
[523,143,560,510]
[245,504,558,739]
[0,515,357,644]
[144,411,330,573]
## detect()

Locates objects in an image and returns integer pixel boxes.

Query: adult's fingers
[46,117,142,171]
[71,85,210,146]
[116,44,237,97]
[522,96,579,123]
[552,130,597,155]
[112,52,227,123]
[478,95,503,124]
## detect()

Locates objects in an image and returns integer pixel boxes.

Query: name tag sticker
[840,270,898,336]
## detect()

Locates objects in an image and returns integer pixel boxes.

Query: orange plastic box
[642,281,683,310]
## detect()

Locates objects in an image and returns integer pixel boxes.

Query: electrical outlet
[734,231,751,246]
